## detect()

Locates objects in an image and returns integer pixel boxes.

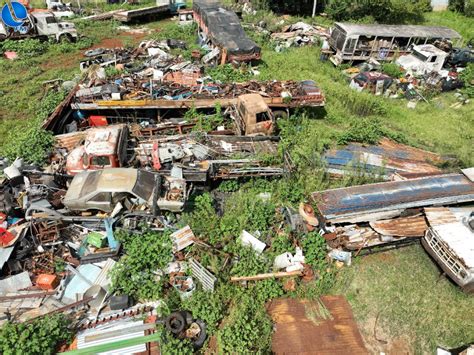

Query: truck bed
[72,95,325,110]
[112,5,169,22]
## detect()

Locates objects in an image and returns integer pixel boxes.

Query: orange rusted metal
[267,296,368,355]
[370,214,428,237]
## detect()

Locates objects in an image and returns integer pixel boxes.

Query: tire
[58,34,72,43]
[165,312,186,335]
[181,311,193,326]
[273,110,288,120]
[192,320,207,349]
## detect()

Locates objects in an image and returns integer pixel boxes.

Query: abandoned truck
[57,124,284,181]
[423,207,474,293]
[192,0,261,64]
[0,11,77,42]
[63,168,187,213]
[396,44,449,75]
[43,81,324,135]
[328,22,461,66]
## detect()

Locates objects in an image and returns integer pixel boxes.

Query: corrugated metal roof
[55,131,87,151]
[424,207,458,226]
[370,215,427,237]
[267,296,368,355]
[77,319,146,355]
[313,173,474,223]
[323,138,442,178]
[335,22,461,39]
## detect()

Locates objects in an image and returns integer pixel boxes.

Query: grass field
[0,7,473,354]
[333,244,474,353]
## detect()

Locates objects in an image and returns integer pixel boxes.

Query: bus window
[344,38,357,54]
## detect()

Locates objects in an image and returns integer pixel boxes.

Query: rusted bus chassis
[192,0,261,64]
[328,22,462,66]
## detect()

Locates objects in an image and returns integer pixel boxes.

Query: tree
[449,0,474,16]
[325,0,432,23]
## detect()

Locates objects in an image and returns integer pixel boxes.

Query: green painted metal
[60,332,161,354]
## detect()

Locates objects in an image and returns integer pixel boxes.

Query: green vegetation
[217,294,273,353]
[0,89,65,164]
[449,0,474,17]
[381,62,404,78]
[0,5,473,354]
[460,63,474,97]
[110,229,173,300]
[324,0,432,23]
[206,64,254,83]
[333,245,474,352]
[0,314,72,355]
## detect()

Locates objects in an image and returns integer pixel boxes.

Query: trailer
[192,0,261,64]
[328,22,462,66]
[43,80,325,134]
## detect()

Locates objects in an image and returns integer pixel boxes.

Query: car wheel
[165,312,186,335]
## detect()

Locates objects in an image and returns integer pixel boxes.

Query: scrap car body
[63,168,187,213]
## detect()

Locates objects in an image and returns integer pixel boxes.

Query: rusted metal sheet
[324,138,442,178]
[424,207,458,226]
[163,71,201,86]
[462,167,474,182]
[313,173,474,223]
[370,214,427,237]
[55,131,87,151]
[267,296,368,355]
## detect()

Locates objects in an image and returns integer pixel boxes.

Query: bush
[110,229,173,301]
[338,117,407,145]
[460,63,474,97]
[206,64,253,83]
[382,63,404,78]
[0,314,72,355]
[0,39,48,57]
[449,0,474,15]
[1,90,66,165]
[182,290,226,334]
[218,295,273,353]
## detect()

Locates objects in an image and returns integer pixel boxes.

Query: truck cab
[32,12,77,42]
[66,124,129,175]
[156,0,186,14]
[0,12,77,42]
[396,44,448,75]
[423,207,474,293]
[233,94,275,136]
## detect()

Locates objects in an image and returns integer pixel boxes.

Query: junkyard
[0,0,473,353]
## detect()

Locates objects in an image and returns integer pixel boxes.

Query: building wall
[431,0,448,11]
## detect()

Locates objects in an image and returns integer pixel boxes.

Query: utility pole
[312,0,317,17]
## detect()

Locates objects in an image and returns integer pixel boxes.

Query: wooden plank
[230,270,302,282]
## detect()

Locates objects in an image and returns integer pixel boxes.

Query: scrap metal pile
[70,40,325,106]
[0,159,211,349]
[310,168,474,288]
